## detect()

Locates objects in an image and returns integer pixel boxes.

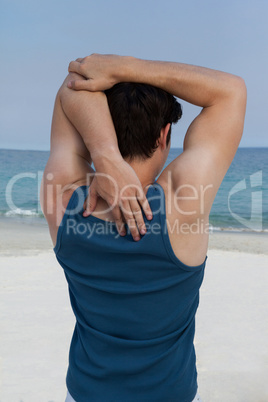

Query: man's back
[54,183,207,401]
[77,176,210,267]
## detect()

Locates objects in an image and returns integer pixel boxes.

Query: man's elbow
[230,75,247,104]
[57,72,86,100]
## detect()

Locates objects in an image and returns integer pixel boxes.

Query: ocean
[0,148,267,232]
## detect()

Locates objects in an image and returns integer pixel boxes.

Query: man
[41,54,246,402]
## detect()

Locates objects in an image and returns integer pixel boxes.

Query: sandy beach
[0,219,268,402]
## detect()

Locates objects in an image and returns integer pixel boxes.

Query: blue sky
[1,0,267,150]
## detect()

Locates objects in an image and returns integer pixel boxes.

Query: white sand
[0,220,268,401]
[196,250,268,401]
[0,251,74,402]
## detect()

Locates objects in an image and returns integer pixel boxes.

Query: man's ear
[159,123,171,150]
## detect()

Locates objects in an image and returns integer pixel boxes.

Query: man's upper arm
[40,86,94,225]
[160,79,247,218]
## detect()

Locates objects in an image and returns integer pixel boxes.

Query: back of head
[105,83,182,160]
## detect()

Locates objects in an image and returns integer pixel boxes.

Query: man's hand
[85,152,153,241]
[67,54,126,92]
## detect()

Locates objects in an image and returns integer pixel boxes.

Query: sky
[0,0,268,150]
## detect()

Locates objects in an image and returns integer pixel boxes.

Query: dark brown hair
[105,83,182,160]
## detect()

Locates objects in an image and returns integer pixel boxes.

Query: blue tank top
[54,183,207,402]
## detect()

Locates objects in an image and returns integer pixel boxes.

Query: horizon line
[1,146,268,152]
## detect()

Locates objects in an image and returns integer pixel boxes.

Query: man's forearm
[68,54,246,108]
[117,57,246,107]
[59,73,122,165]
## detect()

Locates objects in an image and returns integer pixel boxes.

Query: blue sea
[0,148,267,232]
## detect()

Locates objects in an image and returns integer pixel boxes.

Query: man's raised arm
[41,72,153,243]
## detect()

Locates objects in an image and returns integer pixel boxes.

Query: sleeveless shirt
[53,183,207,402]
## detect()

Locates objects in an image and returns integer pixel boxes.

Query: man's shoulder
[155,173,209,267]
[157,148,217,222]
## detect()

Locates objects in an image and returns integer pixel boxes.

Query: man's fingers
[139,192,153,221]
[111,206,126,236]
[129,199,147,235]
[121,202,140,241]
[68,60,82,74]
[67,79,93,91]
[83,188,98,217]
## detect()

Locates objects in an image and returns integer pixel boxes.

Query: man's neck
[126,157,159,190]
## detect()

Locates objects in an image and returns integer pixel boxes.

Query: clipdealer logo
[228,170,263,231]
